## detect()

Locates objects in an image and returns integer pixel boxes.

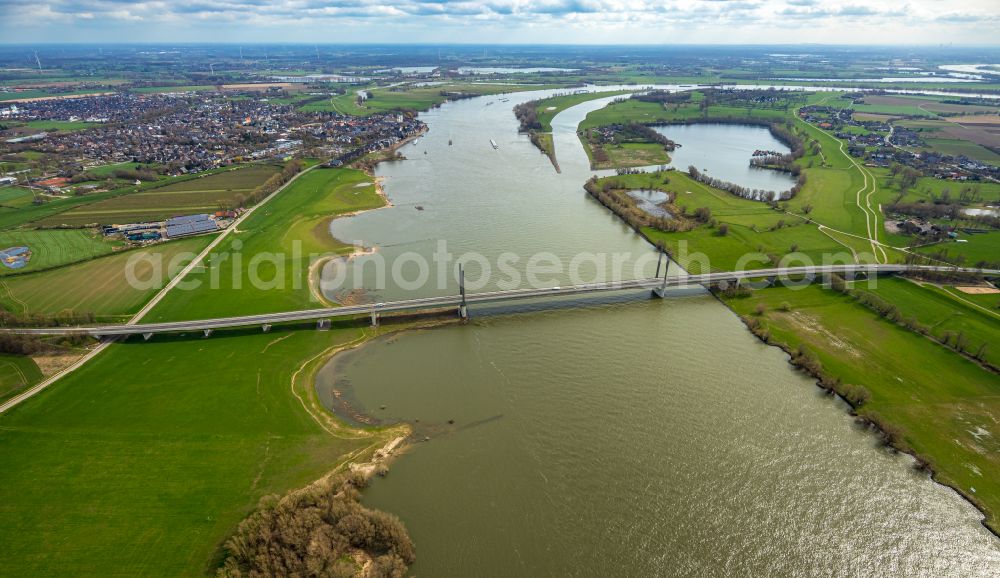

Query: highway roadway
[4,264,997,337]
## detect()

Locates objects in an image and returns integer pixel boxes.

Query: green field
[0,228,122,275]
[587,141,670,170]
[942,286,1000,311]
[593,170,887,272]
[0,324,393,576]
[22,120,100,132]
[85,161,162,178]
[531,90,630,131]
[727,284,1000,533]
[858,276,1000,367]
[34,165,280,226]
[144,167,384,321]
[0,235,214,320]
[0,163,402,576]
[0,354,42,404]
[0,89,110,101]
[129,85,216,94]
[580,99,677,129]
[0,166,240,231]
[0,186,37,210]
[916,232,1000,267]
[921,138,1000,165]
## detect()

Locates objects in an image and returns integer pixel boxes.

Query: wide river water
[318,88,1000,575]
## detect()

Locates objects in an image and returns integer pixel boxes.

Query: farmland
[34,164,280,226]
[0,235,214,320]
[0,186,36,210]
[0,228,122,274]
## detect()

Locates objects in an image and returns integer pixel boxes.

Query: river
[317,88,1000,575]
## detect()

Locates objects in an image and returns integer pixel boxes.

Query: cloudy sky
[0,0,997,44]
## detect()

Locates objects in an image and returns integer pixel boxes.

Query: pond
[654,123,798,194]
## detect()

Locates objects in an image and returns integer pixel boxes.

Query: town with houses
[798,97,1000,182]
[0,88,425,248]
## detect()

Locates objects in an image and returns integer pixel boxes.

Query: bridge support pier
[317,319,331,331]
[142,333,153,341]
[370,311,379,327]
[203,329,213,338]
[652,259,670,299]
[459,263,469,320]
[767,276,776,287]
[262,324,271,333]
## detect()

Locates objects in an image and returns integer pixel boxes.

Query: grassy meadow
[0,235,214,320]
[0,228,122,275]
[0,324,393,576]
[0,353,43,404]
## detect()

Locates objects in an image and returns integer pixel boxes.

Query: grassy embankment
[0,166,415,575]
[516,90,631,170]
[725,283,1000,534]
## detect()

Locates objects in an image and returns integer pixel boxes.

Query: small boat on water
[490,139,499,150]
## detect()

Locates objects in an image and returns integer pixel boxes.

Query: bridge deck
[3,264,995,337]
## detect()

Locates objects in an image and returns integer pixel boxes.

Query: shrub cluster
[218,472,415,578]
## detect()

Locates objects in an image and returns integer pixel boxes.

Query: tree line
[230,159,304,209]
[687,165,806,202]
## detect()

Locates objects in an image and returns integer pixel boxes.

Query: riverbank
[581,151,1000,537]
[721,284,1000,536]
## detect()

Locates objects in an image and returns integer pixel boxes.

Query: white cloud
[0,0,997,43]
